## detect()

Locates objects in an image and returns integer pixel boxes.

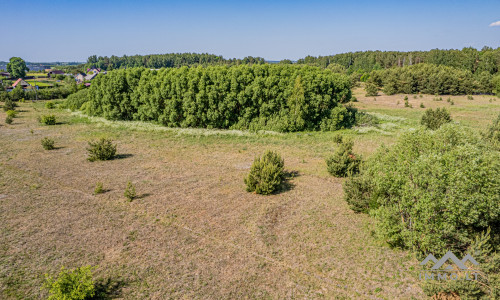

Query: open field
[0,91,498,299]
[24,80,53,87]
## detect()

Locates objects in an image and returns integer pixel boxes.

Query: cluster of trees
[297,47,500,74]
[344,123,500,298]
[85,53,266,70]
[71,65,354,132]
[1,84,82,101]
[366,63,496,95]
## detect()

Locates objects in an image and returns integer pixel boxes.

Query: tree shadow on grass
[135,193,151,200]
[275,170,300,194]
[113,154,133,160]
[92,277,128,300]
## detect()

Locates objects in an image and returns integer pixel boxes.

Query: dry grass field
[1,89,498,299]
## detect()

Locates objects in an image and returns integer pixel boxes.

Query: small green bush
[6,110,17,118]
[419,102,425,108]
[39,114,56,125]
[343,173,374,213]
[332,134,343,144]
[364,82,378,97]
[5,115,13,124]
[94,182,104,195]
[41,138,55,150]
[404,95,408,101]
[326,140,361,177]
[124,181,136,201]
[43,266,96,300]
[3,97,16,111]
[467,95,474,100]
[45,101,55,109]
[404,100,410,107]
[86,138,117,162]
[245,150,285,195]
[421,107,452,130]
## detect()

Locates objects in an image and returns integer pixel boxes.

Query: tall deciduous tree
[7,57,29,79]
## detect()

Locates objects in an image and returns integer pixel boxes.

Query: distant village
[0,67,106,91]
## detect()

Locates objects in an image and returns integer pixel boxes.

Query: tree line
[297,47,500,74]
[69,65,354,132]
[366,63,497,95]
[85,53,266,71]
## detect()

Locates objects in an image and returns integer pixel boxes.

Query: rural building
[75,72,86,83]
[0,72,10,78]
[87,67,102,74]
[85,73,98,81]
[47,70,65,78]
[7,78,32,91]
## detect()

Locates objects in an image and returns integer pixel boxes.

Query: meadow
[0,88,498,299]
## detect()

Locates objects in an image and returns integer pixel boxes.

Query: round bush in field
[344,124,500,257]
[245,150,285,195]
[39,114,56,125]
[44,266,95,300]
[326,140,361,177]
[41,137,55,150]
[86,138,117,161]
[420,107,452,130]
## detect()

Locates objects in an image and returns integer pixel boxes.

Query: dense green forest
[297,47,500,74]
[85,53,266,70]
[68,65,354,132]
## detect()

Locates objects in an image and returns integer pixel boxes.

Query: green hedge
[80,65,353,132]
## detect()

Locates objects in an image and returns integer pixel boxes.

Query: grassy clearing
[25,80,53,87]
[0,94,498,299]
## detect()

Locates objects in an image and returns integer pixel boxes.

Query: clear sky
[2,0,500,62]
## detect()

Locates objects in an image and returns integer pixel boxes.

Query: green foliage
[422,228,500,299]
[344,125,500,257]
[484,113,500,148]
[343,173,374,213]
[7,57,29,79]
[86,138,116,162]
[82,65,353,132]
[326,140,361,177]
[3,97,16,111]
[364,82,378,97]
[419,102,425,108]
[43,266,96,300]
[6,110,17,118]
[94,182,104,195]
[332,133,343,144]
[45,101,56,109]
[371,64,479,95]
[421,107,452,130]
[39,114,56,125]
[66,89,89,111]
[124,181,136,201]
[5,115,13,124]
[467,95,474,100]
[41,137,55,150]
[244,150,285,195]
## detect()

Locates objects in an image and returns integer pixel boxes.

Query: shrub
[344,125,500,256]
[43,266,96,300]
[404,100,410,107]
[86,138,116,162]
[419,102,425,108]
[124,181,136,201]
[66,89,89,111]
[3,97,16,111]
[94,182,104,195]
[5,115,13,124]
[484,113,500,148]
[365,82,378,97]
[244,150,285,195]
[326,140,361,177]
[45,101,55,109]
[332,133,343,144]
[343,173,374,213]
[39,114,56,125]
[41,138,55,150]
[467,95,474,100]
[404,95,408,101]
[420,107,452,130]
[6,110,17,118]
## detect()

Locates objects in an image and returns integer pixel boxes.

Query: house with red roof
[9,78,31,90]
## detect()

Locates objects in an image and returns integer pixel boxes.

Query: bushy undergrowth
[326,140,361,177]
[79,65,354,132]
[245,150,285,195]
[364,82,378,96]
[66,88,89,111]
[484,113,500,148]
[86,138,116,161]
[45,101,56,109]
[39,114,56,125]
[6,110,17,118]
[5,115,13,124]
[41,137,55,150]
[343,124,500,298]
[2,97,16,111]
[43,266,96,300]
[124,181,136,201]
[420,107,452,130]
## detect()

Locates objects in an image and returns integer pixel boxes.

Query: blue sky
[1,0,500,62]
